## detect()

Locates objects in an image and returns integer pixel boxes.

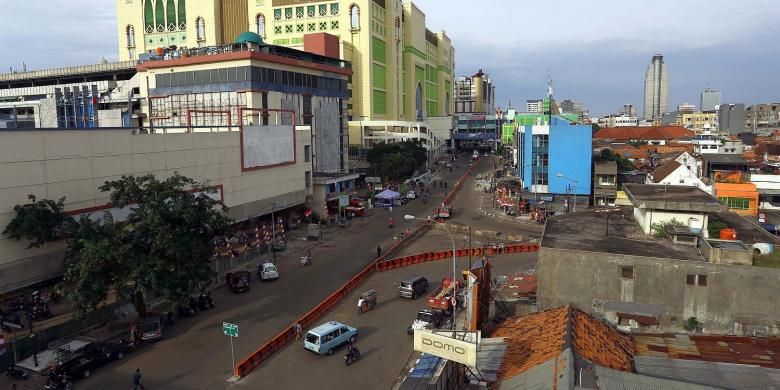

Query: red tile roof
[635,334,780,369]
[594,126,694,141]
[492,305,635,381]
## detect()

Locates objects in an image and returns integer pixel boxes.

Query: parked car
[134,312,166,343]
[82,341,130,362]
[257,262,279,281]
[407,309,444,335]
[226,270,251,293]
[399,275,429,299]
[59,352,103,380]
[304,321,358,355]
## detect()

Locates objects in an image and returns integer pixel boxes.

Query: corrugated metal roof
[471,338,508,382]
[500,348,573,390]
[635,356,780,390]
[590,364,722,390]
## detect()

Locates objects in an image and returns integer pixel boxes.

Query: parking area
[240,248,538,389]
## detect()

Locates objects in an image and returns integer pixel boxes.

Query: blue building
[518,116,592,196]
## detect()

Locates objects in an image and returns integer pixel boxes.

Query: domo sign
[413,330,477,367]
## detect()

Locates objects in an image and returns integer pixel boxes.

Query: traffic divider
[373,243,539,272]
[233,223,431,379]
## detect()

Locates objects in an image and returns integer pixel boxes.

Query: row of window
[143,0,186,33]
[719,197,751,210]
[154,66,347,93]
[273,21,339,35]
[273,4,339,21]
[621,266,709,286]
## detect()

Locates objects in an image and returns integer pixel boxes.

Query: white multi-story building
[526,99,543,113]
[691,124,721,154]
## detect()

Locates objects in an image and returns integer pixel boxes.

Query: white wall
[634,207,707,237]
[0,128,310,291]
[650,166,711,193]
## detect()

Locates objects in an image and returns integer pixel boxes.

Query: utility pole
[271,203,277,263]
[468,227,472,270]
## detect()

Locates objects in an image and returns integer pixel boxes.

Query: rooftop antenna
[547,70,553,124]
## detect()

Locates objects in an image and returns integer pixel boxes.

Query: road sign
[759,213,766,223]
[223,322,238,338]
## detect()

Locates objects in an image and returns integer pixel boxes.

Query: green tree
[594,149,635,172]
[3,173,231,317]
[367,140,427,181]
[2,195,76,248]
[591,123,601,133]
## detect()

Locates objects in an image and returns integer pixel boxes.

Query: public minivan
[399,275,429,299]
[304,321,359,355]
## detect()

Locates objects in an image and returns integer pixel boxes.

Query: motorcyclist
[388,217,395,228]
[347,343,360,359]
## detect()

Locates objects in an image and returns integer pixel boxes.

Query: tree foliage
[594,149,635,172]
[2,195,76,248]
[4,173,232,317]
[367,141,428,181]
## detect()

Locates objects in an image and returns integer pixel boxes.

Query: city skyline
[1,0,779,116]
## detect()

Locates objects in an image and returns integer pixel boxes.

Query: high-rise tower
[643,54,669,120]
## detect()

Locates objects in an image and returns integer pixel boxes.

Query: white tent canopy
[375,189,401,199]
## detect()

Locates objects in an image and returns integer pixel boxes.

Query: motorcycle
[6,365,29,380]
[198,292,215,311]
[177,301,197,318]
[300,255,312,267]
[344,346,361,366]
[388,218,395,228]
[45,371,73,390]
[31,303,53,320]
[8,296,25,312]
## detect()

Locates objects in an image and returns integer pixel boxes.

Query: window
[256,14,265,37]
[296,23,304,32]
[144,0,154,32]
[274,9,282,21]
[719,197,750,210]
[155,0,165,32]
[285,25,293,33]
[331,3,339,15]
[350,5,360,29]
[296,6,304,18]
[319,21,327,31]
[177,0,186,29]
[308,23,316,32]
[285,7,292,19]
[305,171,312,188]
[687,274,708,286]
[307,5,315,17]
[304,145,311,162]
[302,95,313,126]
[166,0,176,31]
[196,17,206,41]
[621,266,634,279]
[126,25,136,47]
[261,92,269,125]
[319,4,327,16]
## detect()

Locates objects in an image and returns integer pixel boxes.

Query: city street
[1,154,538,390]
[242,247,538,390]
[53,159,476,390]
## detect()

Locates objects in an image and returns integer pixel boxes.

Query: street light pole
[556,173,578,213]
[405,215,457,330]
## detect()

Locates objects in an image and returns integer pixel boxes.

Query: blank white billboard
[242,124,295,169]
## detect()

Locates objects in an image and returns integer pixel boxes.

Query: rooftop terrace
[541,207,704,261]
[624,183,728,213]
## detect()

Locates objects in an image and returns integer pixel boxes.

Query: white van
[472,150,479,160]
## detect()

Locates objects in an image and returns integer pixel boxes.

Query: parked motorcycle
[177,302,197,318]
[31,303,53,320]
[388,218,395,228]
[197,292,215,311]
[300,255,312,267]
[8,296,25,312]
[344,345,361,366]
[6,365,29,380]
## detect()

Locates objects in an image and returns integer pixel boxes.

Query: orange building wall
[714,182,759,216]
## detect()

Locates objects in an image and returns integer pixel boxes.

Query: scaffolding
[149,91,247,131]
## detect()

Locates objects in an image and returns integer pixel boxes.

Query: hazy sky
[2,0,778,116]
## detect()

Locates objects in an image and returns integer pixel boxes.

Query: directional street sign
[223,322,238,338]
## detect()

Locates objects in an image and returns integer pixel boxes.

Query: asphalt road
[241,238,538,390]
[2,154,539,390]
[49,160,474,390]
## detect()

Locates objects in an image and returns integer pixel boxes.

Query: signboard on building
[338,194,349,207]
[413,330,478,367]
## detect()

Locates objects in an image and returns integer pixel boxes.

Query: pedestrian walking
[294,322,303,341]
[376,245,382,258]
[357,297,365,314]
[133,368,146,390]
[389,205,393,214]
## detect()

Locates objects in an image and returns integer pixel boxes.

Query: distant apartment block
[700,87,721,111]
[526,99,543,113]
[719,103,746,135]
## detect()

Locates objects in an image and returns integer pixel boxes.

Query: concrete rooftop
[624,184,728,213]
[541,207,704,261]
